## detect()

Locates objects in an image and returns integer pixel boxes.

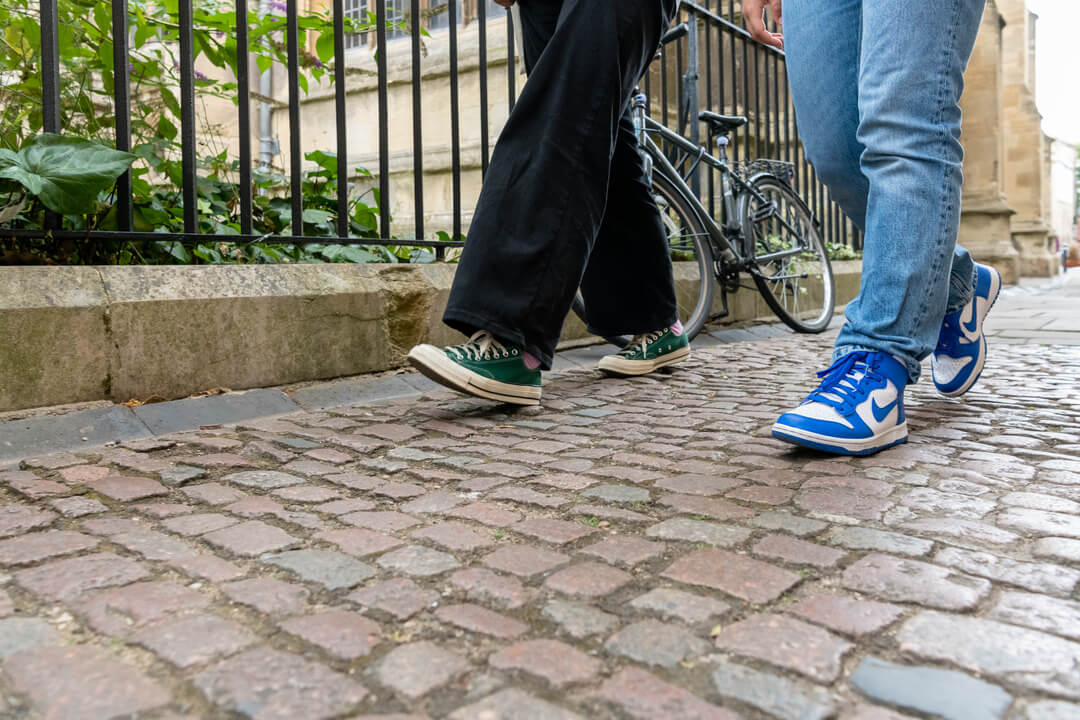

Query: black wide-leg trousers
[442,0,681,370]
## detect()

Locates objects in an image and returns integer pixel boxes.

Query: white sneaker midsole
[772,421,909,452]
[407,344,541,404]
[598,345,691,376]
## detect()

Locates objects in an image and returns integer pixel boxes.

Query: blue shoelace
[806,351,880,412]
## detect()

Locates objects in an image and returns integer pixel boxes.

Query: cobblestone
[752,533,846,567]
[78,580,210,635]
[0,530,98,566]
[279,611,382,659]
[372,641,469,699]
[450,688,583,720]
[787,593,905,637]
[48,495,108,517]
[0,617,61,658]
[604,618,710,667]
[850,656,1013,720]
[15,552,148,601]
[987,591,1080,641]
[544,561,632,597]
[663,547,800,603]
[599,666,736,720]
[436,602,528,639]
[2,645,171,718]
[629,587,730,623]
[713,613,853,682]
[842,554,992,610]
[0,503,56,537]
[195,646,367,718]
[448,567,529,608]
[348,578,437,619]
[542,599,619,638]
[222,577,310,616]
[133,612,257,667]
[712,660,839,720]
[583,535,666,566]
[203,520,299,557]
[646,517,752,547]
[264,549,375,589]
[1,327,1078,717]
[898,611,1080,699]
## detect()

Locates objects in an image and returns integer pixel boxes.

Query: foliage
[0,0,368,153]
[0,133,137,215]
[826,241,861,261]
[0,0,459,265]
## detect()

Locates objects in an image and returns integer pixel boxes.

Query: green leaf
[134,20,157,48]
[304,149,337,175]
[0,133,137,215]
[256,54,273,74]
[153,240,191,263]
[160,87,182,119]
[157,116,178,141]
[316,32,335,65]
[302,208,333,224]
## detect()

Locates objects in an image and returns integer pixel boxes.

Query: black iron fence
[14,0,860,255]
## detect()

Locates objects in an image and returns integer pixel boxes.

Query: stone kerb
[0,260,860,413]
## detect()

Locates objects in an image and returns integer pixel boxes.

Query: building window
[344,0,367,50]
[386,0,408,40]
[428,0,461,30]
[347,0,503,47]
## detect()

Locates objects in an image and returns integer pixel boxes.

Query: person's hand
[742,0,784,50]
[493,0,514,7]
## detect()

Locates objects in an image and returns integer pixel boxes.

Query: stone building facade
[959,0,1060,282]
[201,0,1061,280]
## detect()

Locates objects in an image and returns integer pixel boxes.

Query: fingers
[742,0,784,50]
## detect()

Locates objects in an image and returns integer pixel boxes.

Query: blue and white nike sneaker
[772,351,909,456]
[932,263,1002,397]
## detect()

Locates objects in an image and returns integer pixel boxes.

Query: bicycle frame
[641,117,817,272]
[642,118,744,265]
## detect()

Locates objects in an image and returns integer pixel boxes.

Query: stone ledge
[0,261,861,413]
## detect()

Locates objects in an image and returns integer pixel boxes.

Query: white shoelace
[620,330,665,357]
[446,330,515,361]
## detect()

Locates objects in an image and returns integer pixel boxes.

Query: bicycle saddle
[699,111,748,134]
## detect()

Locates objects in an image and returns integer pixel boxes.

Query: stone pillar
[958,0,1020,283]
[999,0,1057,276]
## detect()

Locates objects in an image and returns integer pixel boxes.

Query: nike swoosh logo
[871,397,898,423]
[961,304,980,337]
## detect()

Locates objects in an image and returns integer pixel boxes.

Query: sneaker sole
[936,268,1002,398]
[771,421,909,456]
[407,345,541,406]
[598,346,691,377]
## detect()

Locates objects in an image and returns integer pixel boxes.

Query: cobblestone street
[1,278,1079,719]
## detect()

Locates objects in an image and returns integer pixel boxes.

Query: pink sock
[671,319,684,335]
[522,352,541,370]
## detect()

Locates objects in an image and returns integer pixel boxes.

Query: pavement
[0,272,1077,720]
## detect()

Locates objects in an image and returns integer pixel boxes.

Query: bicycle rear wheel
[740,174,835,333]
[572,169,715,344]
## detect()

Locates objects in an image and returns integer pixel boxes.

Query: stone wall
[958,0,1020,283]
[0,263,861,413]
[958,0,1058,279]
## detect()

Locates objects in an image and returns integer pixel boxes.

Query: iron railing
[15,0,860,254]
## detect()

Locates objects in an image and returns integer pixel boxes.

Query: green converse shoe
[598,327,690,377]
[407,331,542,405]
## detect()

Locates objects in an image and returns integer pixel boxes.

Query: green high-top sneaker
[407,330,542,405]
[598,327,690,377]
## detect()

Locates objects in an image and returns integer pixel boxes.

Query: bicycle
[572,23,835,346]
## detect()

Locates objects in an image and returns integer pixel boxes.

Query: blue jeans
[783,0,985,382]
